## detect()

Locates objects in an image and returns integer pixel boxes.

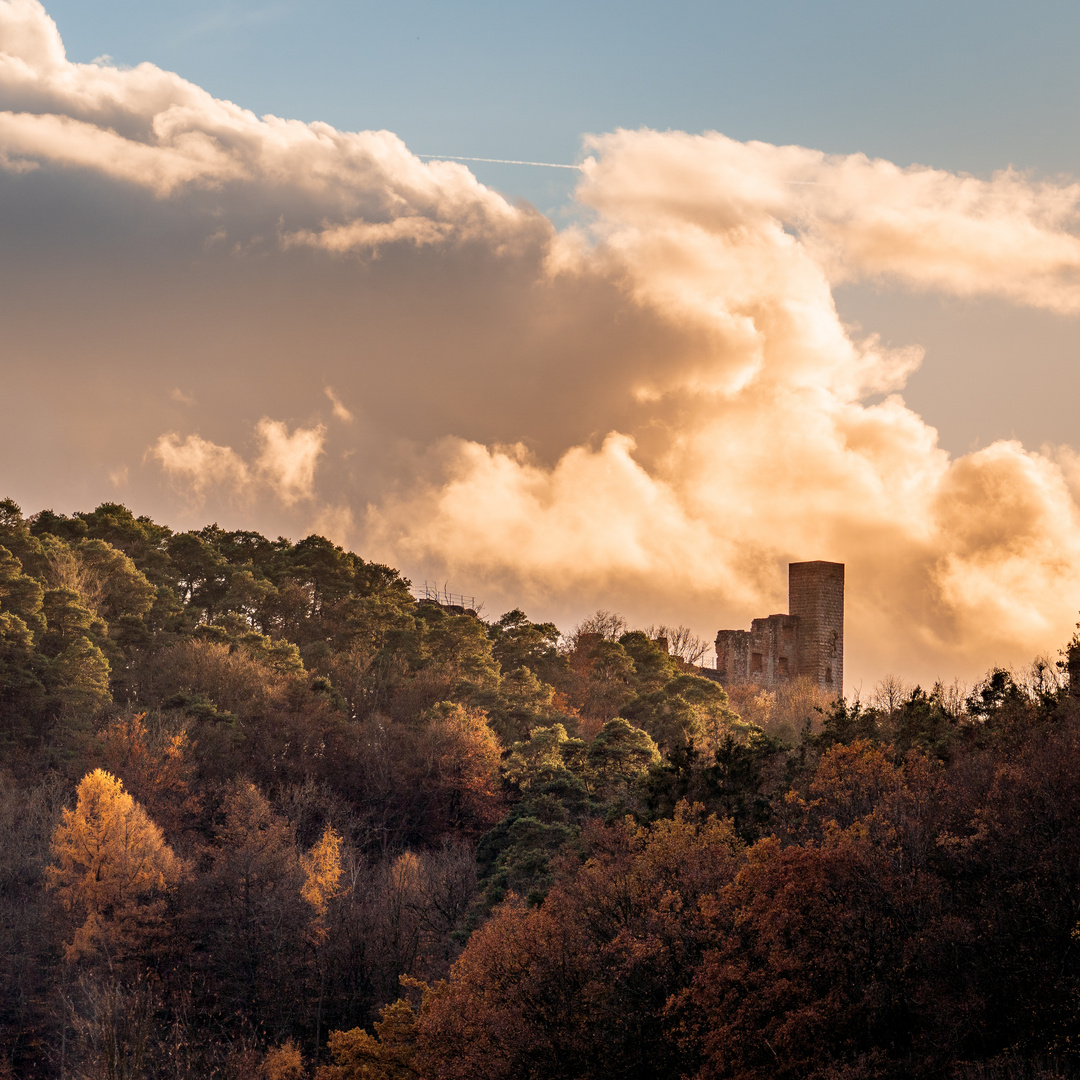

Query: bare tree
[870,674,909,717]
[570,611,628,647]
[654,624,710,666]
[1018,655,1066,699]
[44,543,106,616]
[931,678,968,720]
[65,975,155,1080]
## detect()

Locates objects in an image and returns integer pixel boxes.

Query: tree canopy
[1,497,1080,1079]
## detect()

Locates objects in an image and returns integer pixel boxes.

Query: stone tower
[714,560,844,695]
[788,561,844,694]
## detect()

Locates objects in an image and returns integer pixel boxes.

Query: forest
[1,497,1080,1080]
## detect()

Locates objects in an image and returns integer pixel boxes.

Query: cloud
[366,131,1080,677]
[573,129,1080,314]
[253,418,325,505]
[5,1,1080,684]
[150,432,252,499]
[150,419,325,506]
[310,502,355,549]
[0,0,537,244]
[284,216,455,255]
[324,387,353,423]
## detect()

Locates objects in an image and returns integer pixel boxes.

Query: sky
[2,0,1080,692]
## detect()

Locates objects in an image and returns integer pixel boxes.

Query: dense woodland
[1,498,1080,1079]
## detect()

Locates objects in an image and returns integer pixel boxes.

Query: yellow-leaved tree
[301,824,344,938]
[47,768,180,965]
[317,998,420,1080]
[302,823,346,1053]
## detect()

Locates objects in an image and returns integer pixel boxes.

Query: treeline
[0,498,1079,1079]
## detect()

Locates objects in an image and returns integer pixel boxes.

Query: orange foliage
[98,712,199,837]
[47,769,180,964]
[418,804,743,1080]
[317,999,420,1080]
[302,824,345,938]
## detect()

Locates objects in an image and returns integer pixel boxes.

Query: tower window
[751,652,764,673]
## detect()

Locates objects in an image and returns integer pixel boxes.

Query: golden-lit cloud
[574,129,1080,314]
[150,419,325,507]
[4,0,1080,685]
[366,132,1080,678]
[253,418,325,506]
[150,433,252,500]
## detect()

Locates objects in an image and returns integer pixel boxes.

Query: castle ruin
[715,561,844,695]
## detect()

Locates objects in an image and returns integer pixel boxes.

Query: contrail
[417,153,824,186]
[417,153,583,170]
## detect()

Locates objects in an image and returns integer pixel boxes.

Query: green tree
[40,588,107,656]
[49,635,112,715]
[199,781,309,1039]
[0,609,45,730]
[476,665,564,747]
[585,717,660,797]
[618,630,678,692]
[570,637,635,723]
[624,673,741,752]
[487,609,565,687]
[503,724,587,792]
[0,545,45,637]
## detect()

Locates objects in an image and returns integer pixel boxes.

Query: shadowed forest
[2,498,1080,1080]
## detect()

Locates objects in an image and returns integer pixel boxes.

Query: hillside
[1,498,1079,1080]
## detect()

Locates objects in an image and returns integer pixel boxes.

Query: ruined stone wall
[715,628,752,685]
[715,561,844,696]
[716,614,801,690]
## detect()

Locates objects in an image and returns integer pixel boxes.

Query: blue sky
[42,0,1080,209]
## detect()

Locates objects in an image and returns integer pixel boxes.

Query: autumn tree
[318,998,420,1080]
[304,824,347,1052]
[261,1039,306,1080]
[412,703,506,839]
[97,712,199,839]
[47,769,180,966]
[419,805,744,1080]
[303,825,345,934]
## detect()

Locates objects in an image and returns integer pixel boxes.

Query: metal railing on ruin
[411,581,479,611]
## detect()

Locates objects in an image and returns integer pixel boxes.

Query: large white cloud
[3,0,1080,686]
[0,0,536,242]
